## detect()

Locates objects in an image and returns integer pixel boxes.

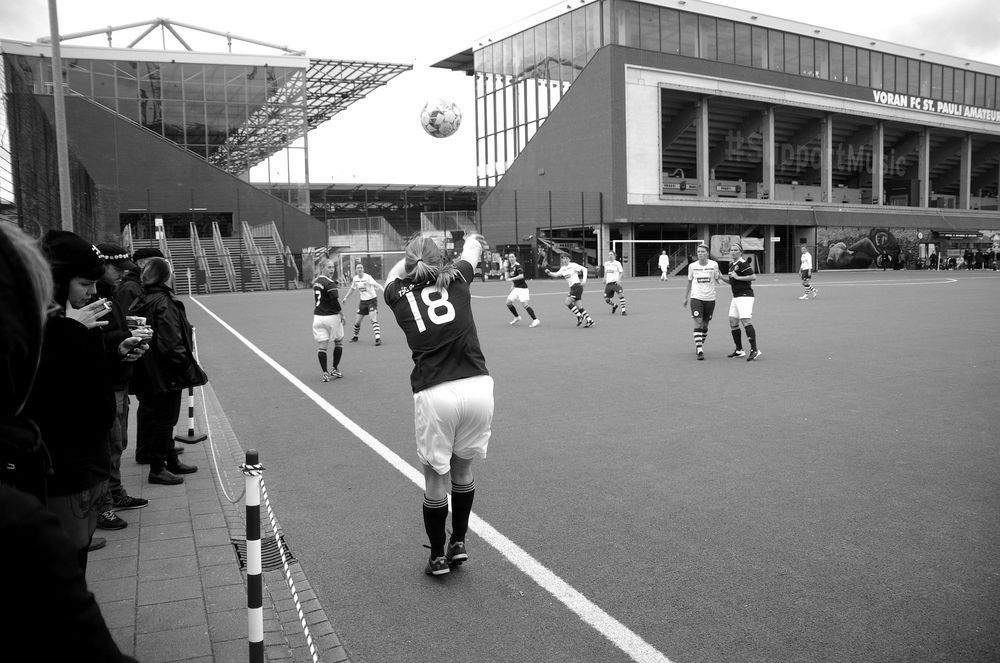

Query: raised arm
[461,233,486,267]
[384,259,406,288]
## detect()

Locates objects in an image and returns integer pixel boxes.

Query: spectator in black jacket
[119,247,164,464]
[94,244,149,532]
[131,257,208,485]
[22,230,147,571]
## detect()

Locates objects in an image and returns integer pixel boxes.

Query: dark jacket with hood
[130,283,208,395]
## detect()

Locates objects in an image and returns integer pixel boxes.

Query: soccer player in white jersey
[547,254,595,327]
[799,245,818,299]
[504,252,540,327]
[602,251,627,315]
[312,260,345,381]
[344,263,385,345]
[681,244,723,360]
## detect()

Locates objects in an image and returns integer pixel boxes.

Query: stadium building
[436,0,1000,275]
[1,20,411,291]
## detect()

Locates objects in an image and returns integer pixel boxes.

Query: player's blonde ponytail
[403,234,460,289]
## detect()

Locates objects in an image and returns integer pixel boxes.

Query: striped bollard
[242,450,265,663]
[175,327,207,443]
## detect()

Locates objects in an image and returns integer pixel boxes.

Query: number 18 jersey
[384,260,489,393]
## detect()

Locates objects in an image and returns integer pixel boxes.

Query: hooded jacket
[130,284,208,395]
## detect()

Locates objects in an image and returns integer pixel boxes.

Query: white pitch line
[188,296,673,663]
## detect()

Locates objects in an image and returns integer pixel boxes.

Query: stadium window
[964,70,976,105]
[585,2,602,53]
[615,0,640,48]
[698,16,717,60]
[930,64,942,99]
[679,13,699,57]
[975,73,987,106]
[842,46,855,84]
[546,20,560,81]
[815,40,829,80]
[857,49,870,87]
[919,61,931,97]
[482,44,494,75]
[799,36,814,77]
[907,59,920,96]
[952,68,964,102]
[571,8,587,67]
[716,19,735,64]
[639,3,660,51]
[559,13,573,75]
[784,34,799,76]
[896,57,908,94]
[986,76,996,109]
[941,67,953,102]
[512,33,523,80]
[660,8,680,54]
[768,29,783,71]
[882,55,894,91]
[533,24,546,78]
[751,26,767,69]
[734,23,751,66]
[829,43,843,82]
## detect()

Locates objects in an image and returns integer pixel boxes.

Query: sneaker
[529,319,540,328]
[509,316,521,325]
[696,349,704,360]
[810,288,818,298]
[747,349,762,362]
[88,537,107,552]
[349,336,358,343]
[97,510,128,530]
[621,310,628,316]
[424,556,450,576]
[322,372,330,382]
[727,349,746,358]
[584,319,595,328]
[446,541,468,566]
[330,368,343,379]
[113,494,148,511]
[798,294,809,300]
[611,303,618,315]
[375,338,382,346]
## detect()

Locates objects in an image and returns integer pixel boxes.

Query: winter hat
[96,243,137,271]
[41,230,106,283]
[132,247,164,262]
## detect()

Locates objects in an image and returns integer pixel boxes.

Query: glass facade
[14,54,309,178]
[473,0,1000,188]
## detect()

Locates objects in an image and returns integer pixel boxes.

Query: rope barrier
[260,475,322,663]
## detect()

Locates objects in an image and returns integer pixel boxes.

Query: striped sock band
[372,321,381,338]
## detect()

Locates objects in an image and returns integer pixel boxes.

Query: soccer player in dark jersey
[504,252,540,327]
[720,243,762,361]
[384,233,494,576]
[312,260,345,381]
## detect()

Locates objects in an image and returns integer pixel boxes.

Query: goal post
[611,239,703,277]
[334,251,405,286]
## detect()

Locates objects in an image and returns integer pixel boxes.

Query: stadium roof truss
[37,18,411,174]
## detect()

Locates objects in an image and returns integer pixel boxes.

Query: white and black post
[174,326,207,443]
[242,450,264,663]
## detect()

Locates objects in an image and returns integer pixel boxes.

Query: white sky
[3,0,999,186]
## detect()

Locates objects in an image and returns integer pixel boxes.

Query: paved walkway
[87,385,349,663]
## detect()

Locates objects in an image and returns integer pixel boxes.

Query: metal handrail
[241,221,271,290]
[189,222,213,294]
[212,222,237,291]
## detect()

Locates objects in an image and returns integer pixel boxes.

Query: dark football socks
[317,350,328,372]
[450,480,475,543]
[422,495,449,557]
[332,344,343,369]
[745,324,757,351]
[731,328,743,350]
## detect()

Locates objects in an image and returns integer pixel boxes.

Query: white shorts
[413,375,494,475]
[506,288,530,305]
[312,314,345,343]
[728,296,754,319]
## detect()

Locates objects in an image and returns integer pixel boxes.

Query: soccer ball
[420,99,462,138]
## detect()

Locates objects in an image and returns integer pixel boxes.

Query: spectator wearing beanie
[119,247,164,464]
[21,230,147,571]
[93,245,148,531]
[130,257,208,485]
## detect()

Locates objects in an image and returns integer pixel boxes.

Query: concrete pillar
[918,129,931,208]
[761,108,775,200]
[959,135,972,209]
[872,121,884,205]
[821,114,833,204]
[697,98,710,197]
